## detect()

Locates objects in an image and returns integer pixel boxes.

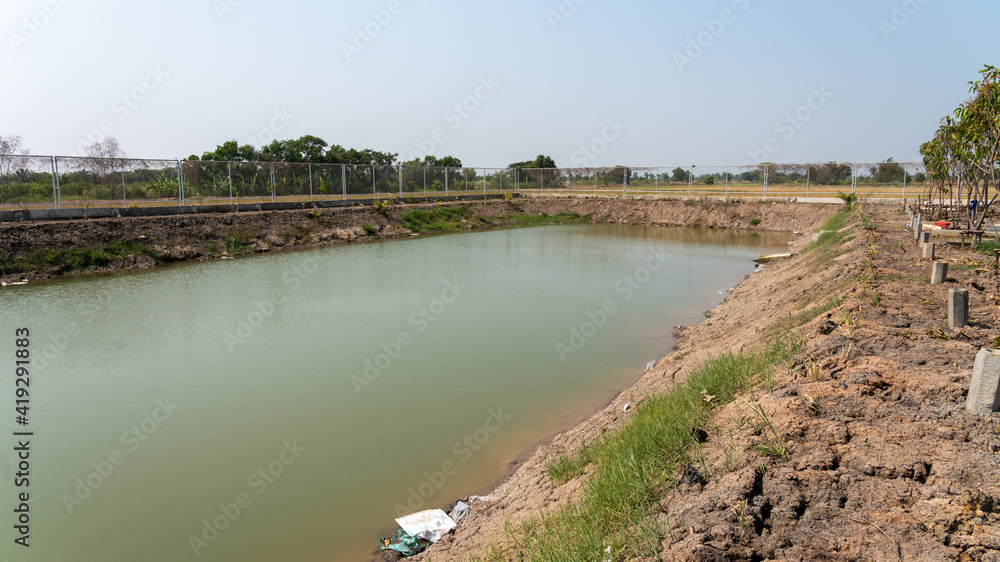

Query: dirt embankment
[0,198,828,283]
[411,205,1000,561]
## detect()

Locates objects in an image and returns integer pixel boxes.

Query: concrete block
[914,214,922,240]
[919,232,930,246]
[931,261,948,285]
[967,349,1000,414]
[923,243,935,260]
[949,288,969,329]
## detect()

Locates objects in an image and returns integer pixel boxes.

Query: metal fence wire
[0,156,934,210]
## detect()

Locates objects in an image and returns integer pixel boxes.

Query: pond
[0,223,787,561]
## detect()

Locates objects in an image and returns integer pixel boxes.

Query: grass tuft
[0,237,163,277]
[478,335,802,561]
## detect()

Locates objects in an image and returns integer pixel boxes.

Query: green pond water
[0,223,787,561]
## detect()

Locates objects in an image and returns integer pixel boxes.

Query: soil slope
[409,204,1000,561]
[0,198,828,283]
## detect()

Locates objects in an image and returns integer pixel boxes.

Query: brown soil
[0,197,828,283]
[405,204,1000,561]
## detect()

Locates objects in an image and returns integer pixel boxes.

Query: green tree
[671,167,688,183]
[202,140,260,162]
[921,65,1000,227]
[870,158,906,184]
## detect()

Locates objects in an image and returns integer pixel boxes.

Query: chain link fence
[0,156,931,209]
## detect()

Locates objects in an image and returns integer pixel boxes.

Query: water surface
[0,224,786,561]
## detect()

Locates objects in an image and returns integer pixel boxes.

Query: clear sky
[1,0,997,168]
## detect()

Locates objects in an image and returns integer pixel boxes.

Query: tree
[83,137,130,198]
[599,165,631,186]
[870,158,906,184]
[202,140,260,162]
[0,133,30,182]
[671,167,688,183]
[508,155,557,169]
[807,162,852,185]
[403,155,463,168]
[920,65,1000,228]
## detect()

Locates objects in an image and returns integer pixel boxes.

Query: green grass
[477,334,802,561]
[400,205,472,232]
[0,237,163,277]
[974,239,1000,255]
[223,226,259,255]
[772,295,843,334]
[202,242,219,255]
[362,224,377,236]
[225,235,250,255]
[803,208,856,267]
[506,211,590,226]
[546,442,596,484]
[400,206,590,233]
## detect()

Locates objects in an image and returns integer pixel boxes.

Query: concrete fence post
[968,349,1000,414]
[948,288,969,329]
[919,232,930,246]
[931,261,949,285]
[923,243,935,260]
[914,214,922,241]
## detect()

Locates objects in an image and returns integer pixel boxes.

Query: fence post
[423,167,427,196]
[902,166,907,200]
[688,169,692,197]
[725,167,729,199]
[177,160,185,206]
[228,162,233,205]
[270,162,276,203]
[308,163,313,202]
[623,169,627,196]
[399,165,403,198]
[342,164,347,200]
[373,165,376,197]
[50,156,58,210]
[445,167,449,196]
[806,167,810,198]
[121,161,127,209]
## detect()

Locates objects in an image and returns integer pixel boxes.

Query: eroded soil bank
[408,204,1000,561]
[0,198,830,283]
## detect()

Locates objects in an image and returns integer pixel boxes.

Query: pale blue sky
[1,0,996,167]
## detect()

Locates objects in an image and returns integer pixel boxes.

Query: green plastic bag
[380,529,427,557]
